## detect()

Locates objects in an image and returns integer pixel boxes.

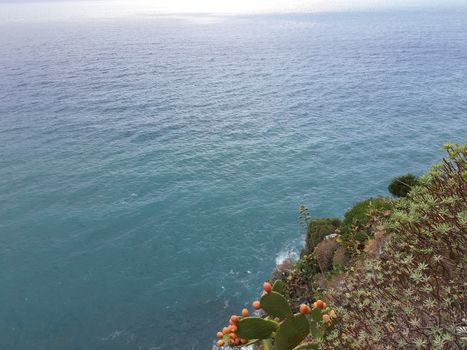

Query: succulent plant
[260,291,293,320]
[275,314,309,350]
[236,317,278,340]
[215,282,333,349]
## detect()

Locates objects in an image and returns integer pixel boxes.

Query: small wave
[98,330,123,341]
[275,249,299,266]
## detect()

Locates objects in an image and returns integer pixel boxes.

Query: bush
[314,238,339,273]
[388,173,419,197]
[324,144,467,349]
[340,197,393,241]
[284,254,320,308]
[332,246,349,270]
[303,218,341,255]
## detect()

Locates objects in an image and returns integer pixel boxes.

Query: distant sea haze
[0,9,466,350]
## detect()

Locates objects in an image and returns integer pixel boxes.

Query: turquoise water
[1,9,466,350]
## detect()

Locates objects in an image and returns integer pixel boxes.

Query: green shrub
[340,197,393,241]
[342,197,392,229]
[303,218,341,255]
[388,173,419,197]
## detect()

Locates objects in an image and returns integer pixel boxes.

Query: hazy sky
[1,0,466,23]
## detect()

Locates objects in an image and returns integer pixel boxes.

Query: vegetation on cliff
[214,144,466,349]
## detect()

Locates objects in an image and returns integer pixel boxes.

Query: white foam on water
[275,247,299,266]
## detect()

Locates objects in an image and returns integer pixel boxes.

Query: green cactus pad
[260,291,293,319]
[309,307,323,323]
[275,314,310,350]
[308,321,324,340]
[236,317,279,340]
[308,308,324,340]
[272,280,285,294]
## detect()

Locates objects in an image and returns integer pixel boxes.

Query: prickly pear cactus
[214,281,335,349]
[260,291,292,320]
[221,334,258,348]
[236,317,279,339]
[272,280,285,294]
[308,308,324,340]
[274,314,309,350]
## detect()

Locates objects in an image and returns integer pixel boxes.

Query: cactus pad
[236,317,279,340]
[260,291,293,319]
[308,308,324,340]
[272,280,285,294]
[275,314,310,350]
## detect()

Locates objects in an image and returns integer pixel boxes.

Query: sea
[0,6,466,350]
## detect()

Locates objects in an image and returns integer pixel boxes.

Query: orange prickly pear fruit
[329,309,336,318]
[230,315,240,323]
[241,308,249,317]
[222,326,230,334]
[252,300,261,309]
[263,282,272,293]
[299,304,310,314]
[316,300,325,309]
[241,338,248,344]
[229,325,238,333]
[216,339,224,347]
[322,314,331,323]
[216,331,223,339]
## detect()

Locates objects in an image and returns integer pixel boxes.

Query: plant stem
[261,339,272,350]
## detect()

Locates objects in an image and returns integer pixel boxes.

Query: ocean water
[1,9,466,350]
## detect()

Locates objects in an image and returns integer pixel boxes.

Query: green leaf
[236,317,279,340]
[272,280,285,294]
[260,291,293,319]
[275,314,310,350]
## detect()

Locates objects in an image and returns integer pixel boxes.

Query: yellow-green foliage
[323,144,466,349]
